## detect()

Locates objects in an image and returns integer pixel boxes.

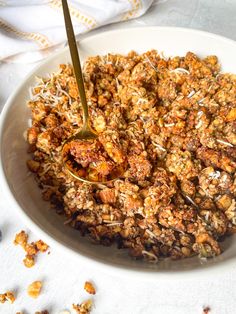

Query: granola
[27,281,42,299]
[84,282,96,295]
[14,231,49,267]
[26,50,236,261]
[0,291,15,304]
[72,300,92,314]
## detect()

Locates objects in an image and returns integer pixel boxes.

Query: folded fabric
[0,0,153,62]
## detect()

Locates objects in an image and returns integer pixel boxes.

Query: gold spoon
[61,0,125,184]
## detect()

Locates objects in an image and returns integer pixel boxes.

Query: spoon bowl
[61,0,125,184]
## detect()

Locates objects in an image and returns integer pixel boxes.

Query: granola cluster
[27,281,43,299]
[0,291,15,304]
[84,281,96,295]
[26,50,236,261]
[72,300,92,314]
[14,230,49,267]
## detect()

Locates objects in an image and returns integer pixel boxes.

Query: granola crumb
[27,281,42,299]
[0,291,15,304]
[24,243,38,256]
[35,240,49,252]
[72,299,92,314]
[35,311,49,314]
[23,254,35,268]
[14,230,28,246]
[84,282,96,295]
[14,230,49,268]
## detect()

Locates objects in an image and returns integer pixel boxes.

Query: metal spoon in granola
[61,0,126,184]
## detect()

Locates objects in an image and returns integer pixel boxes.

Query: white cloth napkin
[0,0,153,63]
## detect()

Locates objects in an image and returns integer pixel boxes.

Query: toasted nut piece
[35,240,49,253]
[5,291,16,304]
[14,230,28,246]
[27,281,42,299]
[24,243,38,255]
[99,188,116,204]
[23,254,35,268]
[216,194,232,211]
[84,281,96,295]
[72,299,92,314]
[27,126,39,144]
[226,108,236,122]
[0,294,5,303]
[0,291,15,304]
[27,160,40,172]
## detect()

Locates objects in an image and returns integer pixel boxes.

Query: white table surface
[1,1,236,313]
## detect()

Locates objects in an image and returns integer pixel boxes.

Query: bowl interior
[1,27,236,277]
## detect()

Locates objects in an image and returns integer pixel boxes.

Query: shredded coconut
[170,67,190,74]
[187,90,195,98]
[216,139,234,147]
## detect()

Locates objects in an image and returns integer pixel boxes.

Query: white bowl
[1,27,236,279]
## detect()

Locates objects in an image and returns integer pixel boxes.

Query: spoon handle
[61,0,89,125]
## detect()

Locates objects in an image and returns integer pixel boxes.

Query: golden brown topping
[35,240,49,253]
[166,150,201,180]
[226,108,236,122]
[84,281,96,295]
[14,230,49,268]
[24,243,38,256]
[72,300,92,314]
[27,160,40,172]
[99,130,125,164]
[0,291,15,304]
[127,155,152,181]
[68,78,79,98]
[197,147,236,173]
[14,230,28,246]
[23,254,35,268]
[27,281,42,299]
[27,126,39,144]
[216,194,233,211]
[99,188,116,204]
[26,50,236,263]
[193,233,221,257]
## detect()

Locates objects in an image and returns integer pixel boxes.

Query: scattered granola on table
[72,300,92,314]
[0,291,15,304]
[26,50,236,262]
[84,282,96,295]
[27,281,42,299]
[14,230,49,267]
